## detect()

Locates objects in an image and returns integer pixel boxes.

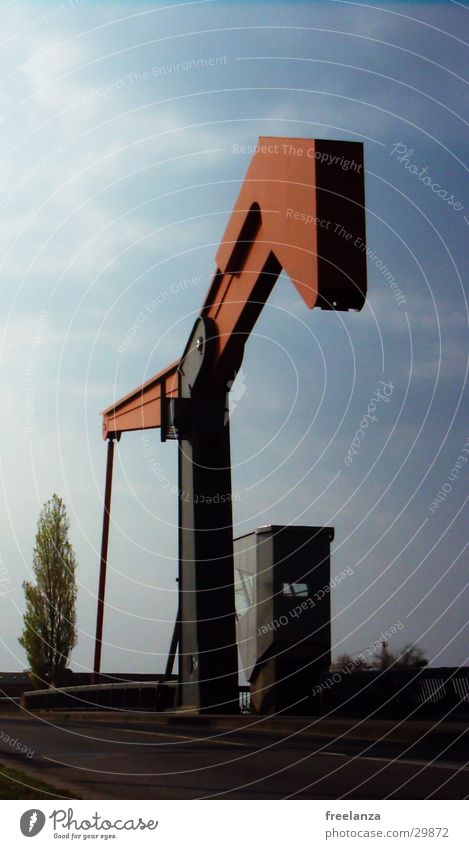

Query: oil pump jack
[95,138,367,713]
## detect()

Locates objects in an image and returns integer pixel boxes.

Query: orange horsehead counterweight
[102,138,366,438]
[97,138,367,709]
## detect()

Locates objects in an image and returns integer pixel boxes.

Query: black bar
[165,605,180,680]
[177,397,239,713]
[93,438,115,683]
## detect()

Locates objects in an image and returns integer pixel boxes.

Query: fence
[22,682,252,714]
[20,670,467,718]
[320,667,469,719]
[21,681,178,713]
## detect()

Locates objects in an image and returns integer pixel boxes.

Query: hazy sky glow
[0,0,467,677]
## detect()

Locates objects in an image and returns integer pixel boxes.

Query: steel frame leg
[92,437,116,684]
[177,396,239,713]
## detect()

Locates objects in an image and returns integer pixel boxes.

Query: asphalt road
[0,715,467,800]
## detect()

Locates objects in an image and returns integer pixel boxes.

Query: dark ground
[0,712,467,799]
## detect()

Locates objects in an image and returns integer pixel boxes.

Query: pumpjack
[94,138,367,713]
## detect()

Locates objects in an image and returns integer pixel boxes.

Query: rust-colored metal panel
[102,137,366,434]
[214,137,322,307]
[213,137,366,311]
[102,360,179,439]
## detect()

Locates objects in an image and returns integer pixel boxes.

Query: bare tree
[395,643,428,668]
[372,642,428,670]
[331,653,371,671]
[333,643,428,673]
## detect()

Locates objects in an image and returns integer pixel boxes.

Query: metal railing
[22,682,253,714]
[320,667,469,719]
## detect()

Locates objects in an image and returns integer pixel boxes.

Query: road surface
[0,714,467,799]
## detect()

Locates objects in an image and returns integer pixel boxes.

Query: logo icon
[20,810,46,837]
[225,367,247,425]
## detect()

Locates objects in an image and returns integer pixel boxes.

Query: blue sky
[0,0,467,676]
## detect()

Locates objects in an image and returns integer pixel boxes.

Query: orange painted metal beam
[102,137,366,438]
[101,360,179,438]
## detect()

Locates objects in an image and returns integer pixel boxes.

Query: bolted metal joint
[161,397,192,441]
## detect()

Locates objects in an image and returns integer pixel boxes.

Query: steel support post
[175,317,239,713]
[93,436,116,683]
[164,604,180,680]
